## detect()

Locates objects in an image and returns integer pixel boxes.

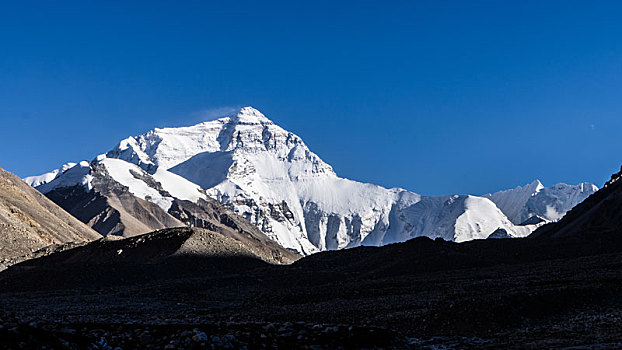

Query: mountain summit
[26,107,597,254]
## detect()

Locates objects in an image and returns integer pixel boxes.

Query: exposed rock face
[0,167,101,268]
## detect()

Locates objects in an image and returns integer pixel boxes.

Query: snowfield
[26,107,598,254]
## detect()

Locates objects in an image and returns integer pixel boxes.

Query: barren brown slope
[0,167,101,267]
[47,185,186,238]
[44,162,185,238]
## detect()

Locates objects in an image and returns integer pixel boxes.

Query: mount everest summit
[25,107,598,254]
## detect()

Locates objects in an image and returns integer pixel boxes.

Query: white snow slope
[27,107,598,255]
[24,162,77,188]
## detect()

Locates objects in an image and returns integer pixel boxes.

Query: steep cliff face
[26,107,597,255]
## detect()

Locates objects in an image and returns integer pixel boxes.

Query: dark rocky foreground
[0,312,411,349]
[2,231,622,349]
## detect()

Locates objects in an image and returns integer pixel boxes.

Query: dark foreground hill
[3,167,622,348]
[1,226,298,290]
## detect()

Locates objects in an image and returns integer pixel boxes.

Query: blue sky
[1,1,621,195]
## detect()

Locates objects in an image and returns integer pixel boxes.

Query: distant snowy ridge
[23,162,77,188]
[485,180,598,224]
[26,107,598,254]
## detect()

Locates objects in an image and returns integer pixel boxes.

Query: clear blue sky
[1,1,621,195]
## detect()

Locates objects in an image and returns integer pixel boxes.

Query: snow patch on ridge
[99,158,174,211]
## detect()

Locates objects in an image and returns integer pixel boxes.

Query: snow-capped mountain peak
[25,107,598,254]
[106,107,335,179]
[230,106,274,125]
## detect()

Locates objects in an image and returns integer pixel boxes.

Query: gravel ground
[0,311,411,349]
[3,234,622,348]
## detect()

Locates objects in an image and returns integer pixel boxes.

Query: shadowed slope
[2,226,296,291]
